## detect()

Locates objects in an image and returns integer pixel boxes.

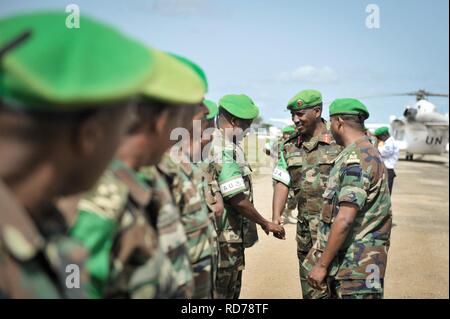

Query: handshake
[261,220,286,239]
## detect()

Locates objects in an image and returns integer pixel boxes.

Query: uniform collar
[300,119,333,151]
[0,180,45,261]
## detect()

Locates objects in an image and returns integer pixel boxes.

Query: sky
[1,0,449,125]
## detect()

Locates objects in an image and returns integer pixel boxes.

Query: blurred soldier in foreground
[69,51,205,298]
[198,99,222,298]
[0,12,152,298]
[156,57,217,298]
[305,98,392,299]
[272,90,342,299]
[209,94,285,299]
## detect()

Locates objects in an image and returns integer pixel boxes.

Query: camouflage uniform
[139,165,195,298]
[70,159,180,298]
[0,181,89,298]
[157,153,215,299]
[303,135,392,299]
[271,137,298,212]
[272,121,342,298]
[208,130,258,299]
[196,160,220,299]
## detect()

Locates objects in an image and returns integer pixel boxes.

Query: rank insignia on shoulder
[346,152,360,165]
[322,134,331,144]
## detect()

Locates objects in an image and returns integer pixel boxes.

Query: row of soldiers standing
[0,11,284,298]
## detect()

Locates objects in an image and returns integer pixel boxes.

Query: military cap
[282,125,296,134]
[0,11,154,111]
[203,99,218,120]
[140,50,205,105]
[169,53,208,92]
[374,126,390,136]
[218,94,259,120]
[287,89,322,111]
[329,98,370,119]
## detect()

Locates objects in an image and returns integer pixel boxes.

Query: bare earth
[240,154,449,299]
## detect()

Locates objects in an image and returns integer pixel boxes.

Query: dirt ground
[239,154,449,299]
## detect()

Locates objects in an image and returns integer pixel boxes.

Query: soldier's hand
[263,221,286,239]
[307,264,328,290]
[271,218,285,239]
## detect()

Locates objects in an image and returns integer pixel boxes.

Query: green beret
[282,125,296,134]
[329,98,369,119]
[219,94,259,120]
[374,126,390,136]
[0,12,153,111]
[287,89,322,111]
[203,99,218,120]
[140,50,205,105]
[169,53,208,92]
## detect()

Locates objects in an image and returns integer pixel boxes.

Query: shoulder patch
[346,152,361,165]
[78,170,128,221]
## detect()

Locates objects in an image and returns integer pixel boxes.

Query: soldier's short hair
[338,114,366,132]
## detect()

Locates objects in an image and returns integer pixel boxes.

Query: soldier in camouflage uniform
[210,94,285,299]
[71,160,179,298]
[70,51,205,298]
[0,12,151,298]
[198,99,222,297]
[157,149,215,299]
[140,166,195,298]
[272,90,342,299]
[305,98,392,299]
[152,57,220,299]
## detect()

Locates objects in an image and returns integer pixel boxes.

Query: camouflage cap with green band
[374,126,389,136]
[140,50,205,105]
[287,89,322,111]
[0,11,154,111]
[203,99,218,120]
[329,98,370,119]
[219,94,259,120]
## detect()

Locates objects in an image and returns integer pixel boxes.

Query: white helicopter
[383,90,449,160]
[269,90,449,161]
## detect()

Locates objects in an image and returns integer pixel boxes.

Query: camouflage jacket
[273,121,342,218]
[208,130,258,257]
[157,153,213,265]
[71,159,179,299]
[304,136,392,280]
[139,165,194,298]
[0,181,88,298]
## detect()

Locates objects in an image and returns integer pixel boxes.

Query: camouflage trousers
[214,242,244,299]
[327,277,384,299]
[287,190,297,211]
[297,214,329,299]
[215,267,243,299]
[192,256,213,299]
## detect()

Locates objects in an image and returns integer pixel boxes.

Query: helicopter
[269,90,449,161]
[386,90,448,161]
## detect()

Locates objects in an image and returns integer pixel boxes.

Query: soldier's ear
[155,109,170,135]
[314,107,322,119]
[337,116,345,129]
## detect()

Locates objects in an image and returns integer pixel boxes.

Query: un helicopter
[377,90,449,161]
